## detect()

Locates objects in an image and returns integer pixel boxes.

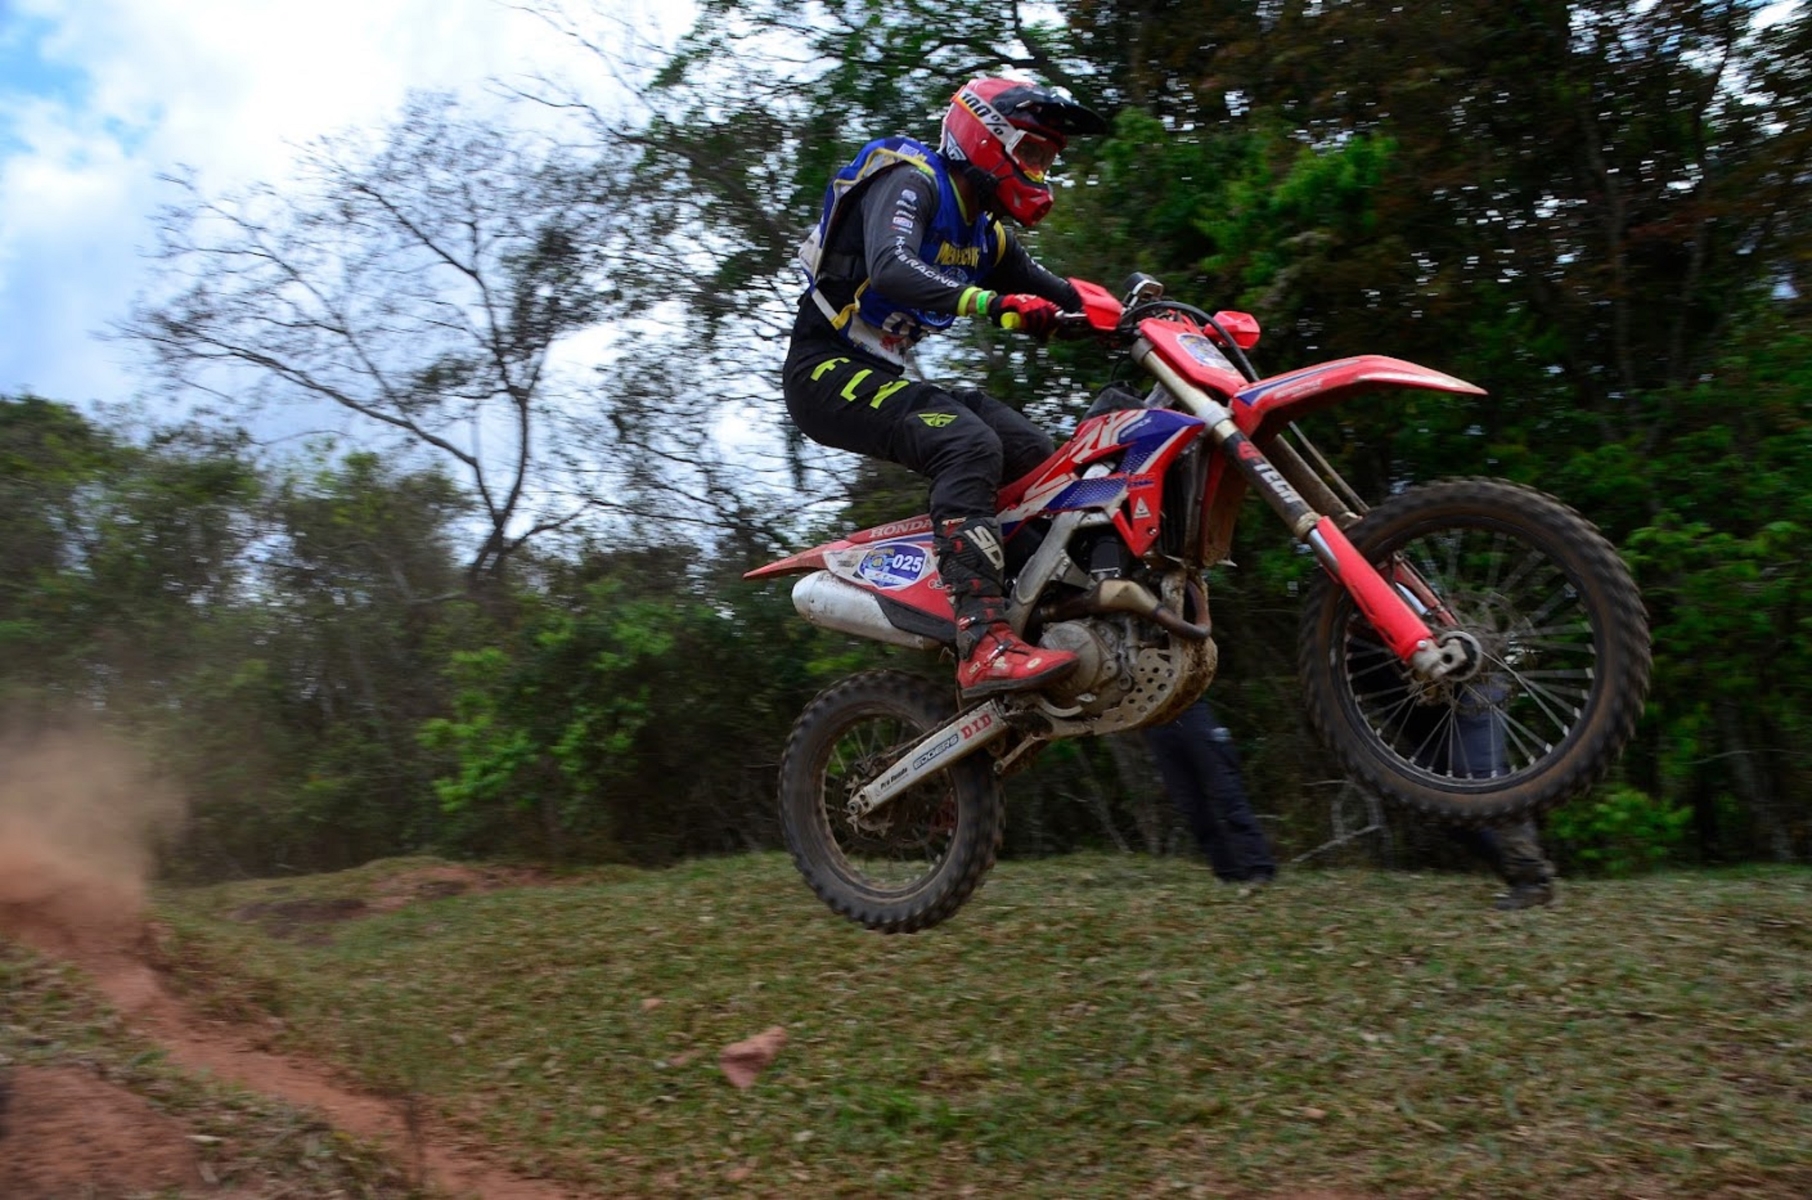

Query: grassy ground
[139,853,1812,1199]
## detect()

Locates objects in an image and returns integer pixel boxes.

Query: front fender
[1232,355,1486,441]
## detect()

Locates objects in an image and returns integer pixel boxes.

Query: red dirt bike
[748,274,1651,933]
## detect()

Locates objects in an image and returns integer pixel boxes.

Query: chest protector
[797,136,1003,365]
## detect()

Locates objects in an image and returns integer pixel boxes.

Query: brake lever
[1051,311,1101,341]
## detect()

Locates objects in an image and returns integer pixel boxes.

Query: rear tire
[1299,479,1651,825]
[778,670,1004,932]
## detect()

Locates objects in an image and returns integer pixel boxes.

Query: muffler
[791,571,943,650]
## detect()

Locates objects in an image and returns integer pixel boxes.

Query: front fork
[1302,511,1476,678]
[1224,427,1478,681]
[1172,385,1474,682]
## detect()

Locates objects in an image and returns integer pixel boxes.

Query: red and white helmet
[940,77,1107,226]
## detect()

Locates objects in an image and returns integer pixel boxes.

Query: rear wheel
[1299,478,1651,825]
[778,670,1004,932]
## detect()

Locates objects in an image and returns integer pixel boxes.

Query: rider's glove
[994,294,1062,338]
[961,288,1063,339]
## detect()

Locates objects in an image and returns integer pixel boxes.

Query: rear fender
[743,515,935,581]
[745,519,952,643]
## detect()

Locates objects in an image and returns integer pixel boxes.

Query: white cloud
[0,0,684,405]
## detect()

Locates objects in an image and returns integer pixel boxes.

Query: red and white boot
[936,516,1077,701]
[954,619,1077,699]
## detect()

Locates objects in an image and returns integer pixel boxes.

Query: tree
[418,542,875,862]
[1059,0,1812,433]
[120,93,635,587]
[150,449,483,877]
[0,396,121,693]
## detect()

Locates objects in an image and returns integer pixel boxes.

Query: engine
[1036,616,1147,714]
[1032,563,1222,733]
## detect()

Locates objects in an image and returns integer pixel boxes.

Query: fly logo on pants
[809,356,912,409]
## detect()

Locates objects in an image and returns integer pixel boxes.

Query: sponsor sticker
[910,731,960,772]
[853,540,931,590]
[960,709,994,739]
[866,516,934,540]
[1175,332,1235,374]
[891,187,920,235]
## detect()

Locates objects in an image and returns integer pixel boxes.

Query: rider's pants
[782,332,1053,525]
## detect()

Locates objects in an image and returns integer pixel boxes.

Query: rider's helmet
[940,76,1107,227]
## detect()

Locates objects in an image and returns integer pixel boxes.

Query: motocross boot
[935,516,1077,700]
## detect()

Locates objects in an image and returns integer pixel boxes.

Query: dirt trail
[0,728,581,1199]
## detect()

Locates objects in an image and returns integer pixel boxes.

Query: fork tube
[1267,435,1358,527]
[1302,516,1443,664]
[1219,426,1438,665]
[1137,348,1442,669]
[1216,425,1320,538]
[1285,423,1371,519]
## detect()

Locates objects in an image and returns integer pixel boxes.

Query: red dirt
[0,729,580,1200]
[0,1065,204,1198]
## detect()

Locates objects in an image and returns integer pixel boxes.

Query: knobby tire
[1299,478,1652,826]
[779,670,1005,932]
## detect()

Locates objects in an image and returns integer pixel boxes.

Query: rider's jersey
[797,137,1071,367]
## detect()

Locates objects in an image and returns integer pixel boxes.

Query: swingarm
[844,699,1012,821]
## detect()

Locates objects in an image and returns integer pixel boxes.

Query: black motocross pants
[782,332,1054,525]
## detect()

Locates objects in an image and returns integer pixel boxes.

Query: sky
[0,0,686,409]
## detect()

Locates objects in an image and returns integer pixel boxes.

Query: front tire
[778,670,1004,932]
[1299,478,1651,825]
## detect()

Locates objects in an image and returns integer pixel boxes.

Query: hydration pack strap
[810,287,908,367]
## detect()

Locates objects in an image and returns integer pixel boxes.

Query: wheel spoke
[1343,515,1603,785]
[822,710,960,892]
[782,671,1004,932]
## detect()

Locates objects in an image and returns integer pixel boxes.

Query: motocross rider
[783,76,1108,699]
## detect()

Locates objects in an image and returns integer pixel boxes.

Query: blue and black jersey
[795,137,1079,366]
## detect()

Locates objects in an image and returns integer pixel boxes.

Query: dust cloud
[0,724,185,962]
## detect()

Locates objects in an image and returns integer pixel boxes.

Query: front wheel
[778,670,1004,932]
[1299,478,1652,826]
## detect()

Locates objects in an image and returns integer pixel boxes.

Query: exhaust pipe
[792,571,943,650]
[1039,577,1213,641]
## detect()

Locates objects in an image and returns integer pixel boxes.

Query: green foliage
[1547,785,1696,876]
[419,647,540,819]
[417,550,889,863]
[1604,316,1812,860]
[1193,126,1397,302]
[418,584,688,859]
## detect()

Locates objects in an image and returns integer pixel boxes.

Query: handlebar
[1055,274,1262,380]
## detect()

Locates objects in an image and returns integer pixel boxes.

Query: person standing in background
[1141,698,1277,884]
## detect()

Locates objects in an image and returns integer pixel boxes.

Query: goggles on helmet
[953,86,1065,182]
[1011,133,1060,181]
